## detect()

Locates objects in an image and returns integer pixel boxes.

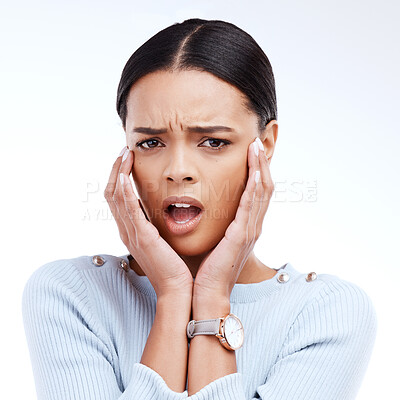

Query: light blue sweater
[21,253,377,399]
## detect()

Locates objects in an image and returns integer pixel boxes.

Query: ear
[259,120,278,162]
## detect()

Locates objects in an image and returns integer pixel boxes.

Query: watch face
[223,314,244,350]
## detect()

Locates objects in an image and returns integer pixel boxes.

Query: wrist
[157,295,192,322]
[157,292,191,306]
[192,295,231,320]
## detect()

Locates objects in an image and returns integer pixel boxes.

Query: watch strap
[187,317,222,339]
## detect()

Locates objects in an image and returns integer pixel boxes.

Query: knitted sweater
[21,253,377,399]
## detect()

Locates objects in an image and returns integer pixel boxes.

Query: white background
[1,0,398,398]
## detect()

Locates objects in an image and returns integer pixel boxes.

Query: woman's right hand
[104,146,194,300]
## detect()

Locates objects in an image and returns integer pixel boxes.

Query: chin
[164,232,221,257]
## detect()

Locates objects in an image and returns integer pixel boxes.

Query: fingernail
[252,141,259,157]
[119,173,125,185]
[254,170,260,183]
[255,137,264,151]
[122,147,130,162]
[119,146,127,157]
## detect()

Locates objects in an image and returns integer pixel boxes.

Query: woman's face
[125,69,273,256]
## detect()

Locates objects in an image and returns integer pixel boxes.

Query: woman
[22,18,377,399]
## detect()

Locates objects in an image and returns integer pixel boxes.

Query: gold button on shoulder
[306,272,317,282]
[92,255,105,267]
[277,272,290,283]
[120,259,129,272]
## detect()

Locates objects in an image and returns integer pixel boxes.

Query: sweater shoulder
[287,267,378,339]
[283,264,378,333]
[21,253,126,302]
[304,270,376,311]
[23,253,125,279]
[286,263,376,308]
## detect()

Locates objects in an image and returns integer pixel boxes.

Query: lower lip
[163,209,204,236]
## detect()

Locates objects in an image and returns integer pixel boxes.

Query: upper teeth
[171,203,191,208]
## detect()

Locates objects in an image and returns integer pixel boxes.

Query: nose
[162,143,198,184]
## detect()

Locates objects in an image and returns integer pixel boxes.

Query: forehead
[125,70,252,126]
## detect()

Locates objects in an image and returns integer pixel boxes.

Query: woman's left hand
[193,137,274,303]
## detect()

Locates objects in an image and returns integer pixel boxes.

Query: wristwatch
[186,313,244,351]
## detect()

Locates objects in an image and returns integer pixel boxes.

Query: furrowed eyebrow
[132,127,168,135]
[132,126,235,135]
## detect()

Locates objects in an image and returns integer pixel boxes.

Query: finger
[104,147,131,241]
[117,148,136,221]
[114,148,140,242]
[116,148,155,247]
[231,139,260,236]
[117,148,146,224]
[211,139,260,281]
[230,139,262,279]
[118,148,150,222]
[231,139,263,274]
[258,145,275,203]
[250,140,264,240]
[251,143,274,238]
[104,146,126,198]
[117,171,140,246]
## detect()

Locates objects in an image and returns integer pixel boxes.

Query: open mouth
[163,204,204,235]
[166,204,202,224]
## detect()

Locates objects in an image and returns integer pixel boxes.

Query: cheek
[203,154,247,204]
[225,159,248,204]
[130,154,154,184]
[205,170,247,224]
[130,163,160,203]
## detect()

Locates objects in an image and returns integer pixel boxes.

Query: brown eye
[200,138,230,150]
[136,139,163,150]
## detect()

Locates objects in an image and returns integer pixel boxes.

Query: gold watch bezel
[216,313,244,351]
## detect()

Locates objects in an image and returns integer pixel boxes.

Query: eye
[135,138,164,150]
[200,138,231,150]
[135,137,231,151]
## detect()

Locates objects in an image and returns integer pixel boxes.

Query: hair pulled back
[116,18,277,132]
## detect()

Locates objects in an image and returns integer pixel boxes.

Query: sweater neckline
[120,254,297,303]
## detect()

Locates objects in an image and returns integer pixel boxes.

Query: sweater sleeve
[21,260,188,400]
[186,279,378,400]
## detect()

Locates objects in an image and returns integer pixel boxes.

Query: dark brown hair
[116,18,277,132]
